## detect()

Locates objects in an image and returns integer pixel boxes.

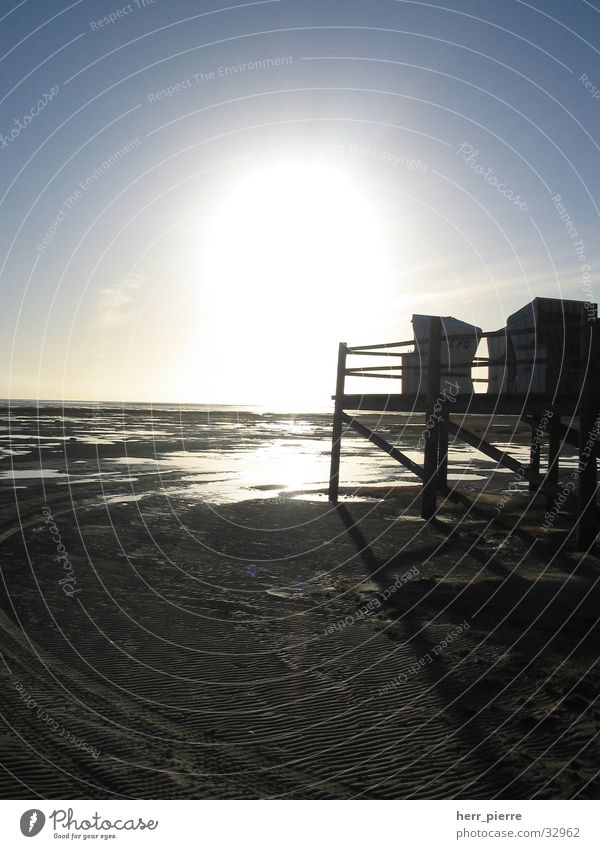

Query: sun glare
[201,161,387,408]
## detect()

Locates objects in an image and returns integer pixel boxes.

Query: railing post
[329,342,347,504]
[577,319,598,550]
[422,317,442,519]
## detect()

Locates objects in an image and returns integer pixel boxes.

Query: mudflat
[0,405,598,798]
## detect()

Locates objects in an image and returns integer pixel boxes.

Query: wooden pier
[328,300,600,550]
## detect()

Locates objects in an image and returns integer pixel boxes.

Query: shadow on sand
[335,503,600,797]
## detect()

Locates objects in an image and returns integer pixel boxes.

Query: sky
[1,0,599,408]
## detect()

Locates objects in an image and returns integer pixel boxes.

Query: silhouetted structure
[328,298,599,549]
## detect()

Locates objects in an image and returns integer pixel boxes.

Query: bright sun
[201,161,388,409]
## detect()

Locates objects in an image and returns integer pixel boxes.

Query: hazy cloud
[92,274,143,330]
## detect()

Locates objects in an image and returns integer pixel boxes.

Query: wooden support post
[438,412,449,490]
[577,320,598,550]
[329,342,347,504]
[529,417,541,494]
[547,412,560,507]
[422,316,442,519]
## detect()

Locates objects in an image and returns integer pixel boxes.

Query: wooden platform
[328,315,600,550]
[337,392,584,417]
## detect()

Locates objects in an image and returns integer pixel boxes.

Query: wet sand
[0,405,598,798]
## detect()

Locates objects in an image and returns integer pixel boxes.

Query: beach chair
[401,314,482,396]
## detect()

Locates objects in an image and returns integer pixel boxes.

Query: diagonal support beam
[446,419,561,498]
[341,413,425,480]
[520,413,580,451]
